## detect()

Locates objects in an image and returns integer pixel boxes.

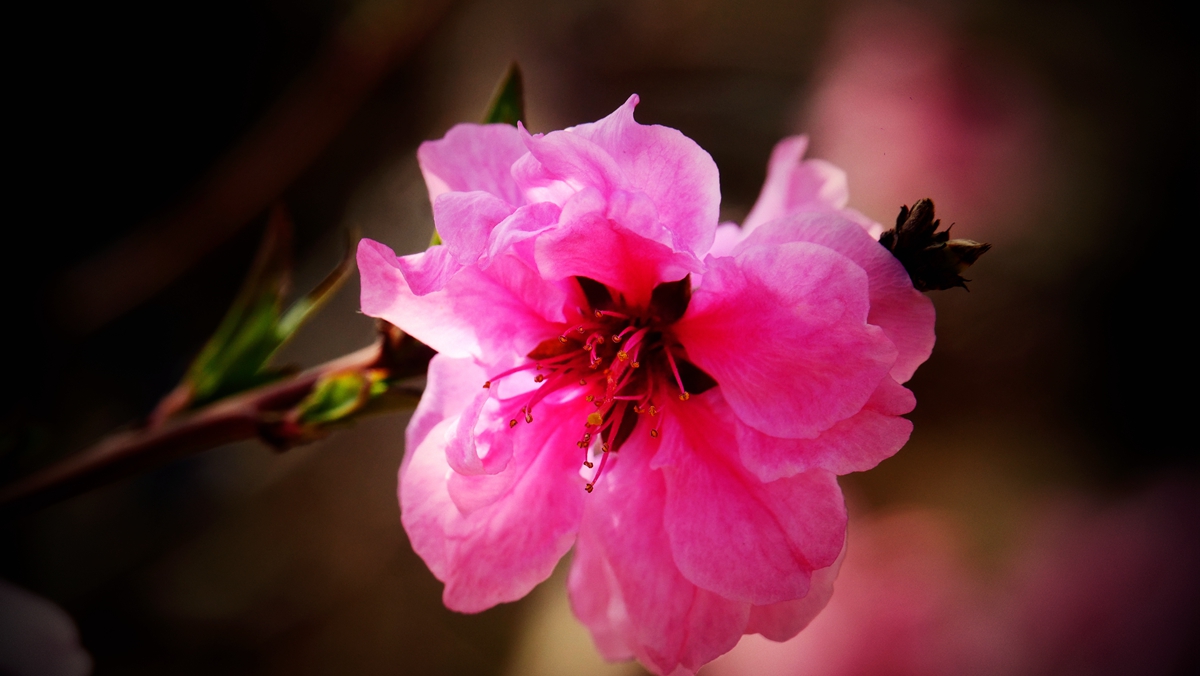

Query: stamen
[584,443,614,492]
[665,349,689,401]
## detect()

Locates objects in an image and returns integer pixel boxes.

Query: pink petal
[358,238,568,360]
[393,244,461,297]
[654,392,848,606]
[742,136,849,233]
[675,241,896,439]
[518,122,628,201]
[738,212,935,382]
[707,222,745,258]
[534,188,702,307]
[417,122,528,206]
[399,395,589,613]
[744,538,846,641]
[443,388,513,476]
[404,354,487,464]
[486,201,562,265]
[737,377,916,481]
[569,435,748,675]
[568,95,720,256]
[432,191,516,265]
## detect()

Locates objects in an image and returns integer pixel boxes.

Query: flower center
[481,276,715,492]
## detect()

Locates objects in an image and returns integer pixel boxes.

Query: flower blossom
[357,95,934,675]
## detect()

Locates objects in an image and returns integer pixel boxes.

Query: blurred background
[2,0,1196,674]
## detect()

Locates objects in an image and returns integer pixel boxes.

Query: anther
[585,395,594,401]
[483,381,491,389]
[585,483,594,493]
[584,461,594,468]
[631,361,640,368]
[650,429,659,438]
[509,419,518,428]
[525,411,534,423]
[587,412,603,426]
[617,351,629,361]
[559,336,568,343]
[534,374,545,383]
[612,334,622,342]
[602,443,610,453]
[594,310,603,319]
[579,379,587,386]
[678,392,690,401]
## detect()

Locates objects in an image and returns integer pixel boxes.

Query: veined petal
[406,354,488,456]
[738,212,935,382]
[486,201,562,265]
[744,538,846,641]
[418,122,528,206]
[358,238,568,360]
[568,94,720,256]
[432,191,516,265]
[654,392,848,606]
[393,244,462,297]
[742,136,850,234]
[399,397,589,613]
[570,436,749,675]
[737,377,916,481]
[675,241,896,439]
[518,121,628,200]
[534,188,702,307]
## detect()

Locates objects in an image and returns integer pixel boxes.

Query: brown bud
[878,199,991,291]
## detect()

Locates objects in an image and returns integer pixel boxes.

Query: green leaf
[482,62,524,127]
[185,205,293,405]
[181,205,355,410]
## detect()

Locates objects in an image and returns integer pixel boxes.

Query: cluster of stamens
[481,298,696,493]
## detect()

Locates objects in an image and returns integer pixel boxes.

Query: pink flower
[357,96,934,675]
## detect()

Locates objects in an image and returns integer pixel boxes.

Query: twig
[0,330,432,518]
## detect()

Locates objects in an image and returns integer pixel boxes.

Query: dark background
[3,0,1196,674]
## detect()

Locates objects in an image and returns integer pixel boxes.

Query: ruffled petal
[654,392,848,606]
[707,222,745,258]
[674,241,896,439]
[738,212,935,382]
[417,122,528,206]
[742,136,850,234]
[358,238,568,360]
[393,244,462,297]
[744,538,846,641]
[486,201,562,265]
[737,377,916,481]
[568,95,720,256]
[399,395,589,613]
[517,122,628,203]
[570,435,749,675]
[534,188,702,307]
[432,190,516,265]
